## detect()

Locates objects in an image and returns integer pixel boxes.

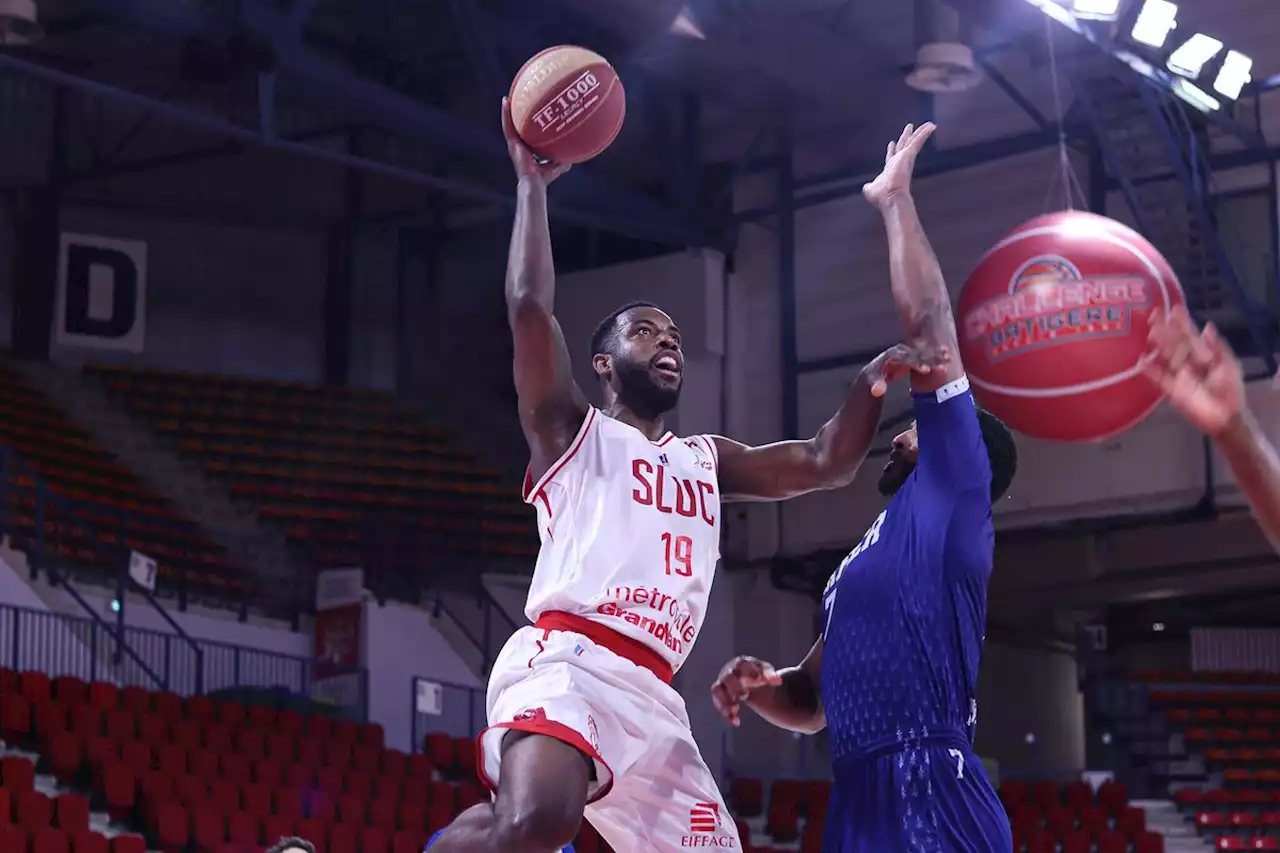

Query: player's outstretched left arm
[1147,306,1280,551]
[710,641,825,734]
[862,123,963,394]
[711,343,949,502]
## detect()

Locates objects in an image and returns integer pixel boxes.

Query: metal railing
[0,601,367,717]
[409,675,486,753]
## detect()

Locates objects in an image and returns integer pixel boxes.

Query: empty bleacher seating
[88,365,537,574]
[0,362,237,593]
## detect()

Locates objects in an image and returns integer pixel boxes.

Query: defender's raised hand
[1145,306,1245,437]
[862,122,936,209]
[864,341,952,398]
[501,98,571,184]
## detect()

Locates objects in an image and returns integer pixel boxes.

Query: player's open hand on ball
[1145,306,1245,437]
[712,656,782,727]
[501,97,571,184]
[864,341,951,398]
[862,122,936,208]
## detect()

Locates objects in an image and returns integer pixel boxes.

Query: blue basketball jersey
[819,376,1011,852]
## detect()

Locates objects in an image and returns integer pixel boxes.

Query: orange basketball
[509,46,626,165]
[956,210,1185,443]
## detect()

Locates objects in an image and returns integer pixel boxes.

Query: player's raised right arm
[502,99,590,480]
[862,123,963,395]
[710,641,825,735]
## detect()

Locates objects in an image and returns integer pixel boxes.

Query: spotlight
[1213,50,1252,99]
[1167,33,1223,78]
[1130,0,1178,49]
[1071,0,1121,20]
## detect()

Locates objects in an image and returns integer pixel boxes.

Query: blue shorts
[824,739,1012,853]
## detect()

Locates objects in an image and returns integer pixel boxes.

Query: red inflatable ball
[956,210,1185,443]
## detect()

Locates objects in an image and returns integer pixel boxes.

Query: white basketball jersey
[521,407,722,673]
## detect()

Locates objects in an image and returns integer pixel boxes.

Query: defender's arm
[868,123,965,394]
[711,641,826,735]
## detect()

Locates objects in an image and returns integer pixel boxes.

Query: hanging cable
[1042,12,1089,212]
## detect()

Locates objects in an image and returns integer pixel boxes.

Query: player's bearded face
[614,350,682,415]
[878,425,919,496]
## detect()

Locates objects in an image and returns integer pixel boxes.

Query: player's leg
[928,745,1013,852]
[593,703,740,852]
[427,730,589,853]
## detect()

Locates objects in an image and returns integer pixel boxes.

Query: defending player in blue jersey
[711,122,1019,852]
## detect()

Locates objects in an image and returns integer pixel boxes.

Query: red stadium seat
[184,695,214,723]
[369,799,397,830]
[318,766,345,798]
[0,693,31,739]
[170,720,200,750]
[205,723,234,753]
[234,728,265,760]
[406,755,433,780]
[373,775,401,802]
[255,757,284,787]
[21,670,52,704]
[190,748,219,780]
[54,794,90,835]
[34,700,69,738]
[429,782,456,811]
[18,789,54,832]
[228,811,260,845]
[119,687,149,716]
[353,746,380,773]
[362,827,391,853]
[192,808,227,849]
[52,677,88,705]
[297,739,323,768]
[277,710,303,737]
[348,771,374,800]
[154,802,189,851]
[221,753,251,785]
[360,723,385,749]
[209,779,241,813]
[102,762,135,817]
[392,831,427,853]
[248,706,277,731]
[216,701,246,727]
[263,814,295,846]
[306,715,332,741]
[155,743,187,778]
[70,830,108,853]
[31,826,70,853]
[174,776,207,809]
[48,732,83,782]
[332,721,359,745]
[327,741,353,769]
[243,782,273,817]
[275,788,304,821]
[337,795,366,826]
[108,836,146,853]
[330,823,358,853]
[2,755,36,792]
[87,682,118,712]
[424,734,454,771]
[399,803,427,832]
[137,713,167,744]
[153,692,182,720]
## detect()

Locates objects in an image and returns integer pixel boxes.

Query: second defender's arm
[711,641,826,735]
[1217,413,1280,551]
[502,101,588,482]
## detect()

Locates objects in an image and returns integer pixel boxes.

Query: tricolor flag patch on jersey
[573,644,584,656]
[659,454,669,465]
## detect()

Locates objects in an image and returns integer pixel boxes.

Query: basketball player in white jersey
[427,99,948,853]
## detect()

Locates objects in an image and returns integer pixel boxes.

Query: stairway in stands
[14,361,306,605]
[1073,71,1275,357]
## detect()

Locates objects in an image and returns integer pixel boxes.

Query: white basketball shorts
[477,611,741,853]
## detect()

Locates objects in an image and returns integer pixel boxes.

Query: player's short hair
[976,408,1018,502]
[265,838,316,853]
[590,301,661,358]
